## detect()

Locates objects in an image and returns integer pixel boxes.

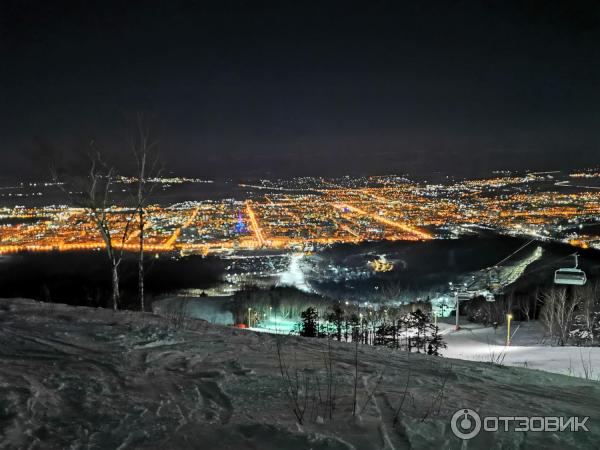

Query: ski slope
[440,320,600,379]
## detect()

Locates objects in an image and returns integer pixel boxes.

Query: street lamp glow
[506,313,513,346]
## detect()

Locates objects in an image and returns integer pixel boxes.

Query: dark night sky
[1,0,599,179]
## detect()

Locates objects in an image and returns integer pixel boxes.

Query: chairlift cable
[475,251,574,293]
[492,238,536,268]
[516,252,576,278]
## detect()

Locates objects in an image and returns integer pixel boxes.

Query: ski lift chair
[554,254,587,286]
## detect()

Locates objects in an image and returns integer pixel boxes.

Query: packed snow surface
[1,298,599,449]
[440,320,600,379]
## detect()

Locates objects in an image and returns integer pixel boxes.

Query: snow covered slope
[440,321,600,379]
[0,298,599,449]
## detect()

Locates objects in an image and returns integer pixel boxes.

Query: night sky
[1,1,599,179]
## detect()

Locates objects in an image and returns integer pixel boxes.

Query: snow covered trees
[295,305,445,355]
[540,284,600,346]
[540,287,576,346]
[380,310,446,354]
[570,282,600,346]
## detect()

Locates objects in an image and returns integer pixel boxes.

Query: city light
[2,172,600,255]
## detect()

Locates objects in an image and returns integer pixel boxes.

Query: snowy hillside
[1,298,599,449]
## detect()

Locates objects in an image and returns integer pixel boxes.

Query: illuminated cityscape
[3,1,600,447]
[2,170,600,255]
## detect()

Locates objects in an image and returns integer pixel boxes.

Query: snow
[152,296,234,325]
[440,319,600,380]
[1,298,599,449]
[278,253,313,292]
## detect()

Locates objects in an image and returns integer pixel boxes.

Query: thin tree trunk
[352,337,358,416]
[98,220,120,312]
[111,261,120,311]
[137,152,146,311]
[138,206,145,311]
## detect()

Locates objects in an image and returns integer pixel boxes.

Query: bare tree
[129,114,161,311]
[572,281,599,345]
[540,287,578,346]
[52,145,135,310]
[379,280,408,305]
